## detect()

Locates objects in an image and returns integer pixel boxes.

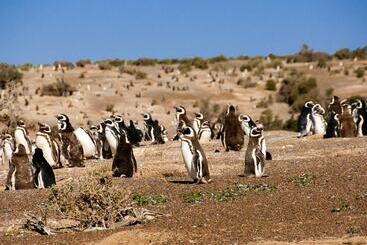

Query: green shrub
[265,79,277,91]
[191,57,208,70]
[53,60,74,69]
[131,58,157,66]
[355,67,365,78]
[237,78,257,88]
[259,109,283,130]
[98,62,112,70]
[178,63,192,74]
[0,63,23,89]
[334,48,352,60]
[208,55,227,63]
[135,71,147,80]
[132,194,167,206]
[75,59,91,67]
[41,79,76,97]
[19,63,33,71]
[282,115,298,131]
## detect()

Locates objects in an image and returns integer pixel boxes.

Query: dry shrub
[48,169,130,229]
[41,79,76,97]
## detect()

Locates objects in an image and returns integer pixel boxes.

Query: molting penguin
[244,127,266,178]
[340,104,358,137]
[6,144,35,190]
[297,101,314,138]
[56,115,84,167]
[14,120,32,155]
[192,112,204,134]
[104,118,120,155]
[239,114,257,136]
[310,104,326,135]
[324,112,340,138]
[221,105,244,151]
[178,125,210,184]
[35,122,61,168]
[32,148,56,188]
[328,96,342,115]
[112,133,137,178]
[198,121,214,142]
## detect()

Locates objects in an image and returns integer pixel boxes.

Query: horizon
[0,0,366,65]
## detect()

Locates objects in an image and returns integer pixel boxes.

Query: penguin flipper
[265,151,272,160]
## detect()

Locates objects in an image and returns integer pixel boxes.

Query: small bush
[208,55,227,63]
[75,59,91,67]
[19,63,33,71]
[135,71,147,80]
[237,78,257,88]
[282,116,298,131]
[265,79,277,91]
[259,109,283,130]
[41,79,76,97]
[177,63,192,74]
[181,192,204,203]
[132,194,167,206]
[53,60,74,69]
[355,67,365,78]
[131,58,157,66]
[0,63,23,89]
[98,62,112,70]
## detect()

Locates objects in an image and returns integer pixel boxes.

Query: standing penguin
[198,121,214,142]
[142,113,164,144]
[6,144,35,190]
[98,122,113,159]
[297,101,314,138]
[192,112,204,135]
[238,114,257,136]
[104,118,120,155]
[221,105,244,151]
[35,123,61,168]
[126,120,143,146]
[56,116,84,167]
[160,124,169,143]
[112,133,137,178]
[244,127,266,178]
[179,124,211,184]
[310,104,326,135]
[340,104,358,137]
[1,134,14,166]
[32,148,56,188]
[14,120,32,155]
[324,112,340,138]
[328,96,342,115]
[351,99,367,136]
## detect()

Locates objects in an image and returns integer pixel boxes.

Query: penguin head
[104,118,114,127]
[304,101,315,109]
[238,114,251,123]
[341,103,352,114]
[352,99,362,110]
[113,115,123,123]
[312,104,325,115]
[174,106,186,115]
[17,120,26,127]
[16,144,27,156]
[142,113,151,121]
[56,114,69,122]
[3,134,13,140]
[34,147,44,158]
[38,122,51,134]
[226,105,236,115]
[330,96,340,105]
[179,125,195,139]
[201,121,210,127]
[195,112,204,120]
[57,121,67,131]
[250,127,263,138]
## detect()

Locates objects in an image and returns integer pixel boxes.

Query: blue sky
[0,0,366,65]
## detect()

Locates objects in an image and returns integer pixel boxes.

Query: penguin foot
[120,174,127,178]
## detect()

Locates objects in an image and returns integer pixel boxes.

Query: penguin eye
[183,127,191,135]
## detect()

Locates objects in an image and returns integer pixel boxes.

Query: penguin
[198,121,214,142]
[324,112,340,138]
[32,148,56,188]
[244,127,266,178]
[328,96,342,115]
[89,125,103,159]
[340,104,358,137]
[35,122,61,168]
[99,122,113,159]
[142,113,164,144]
[112,115,128,134]
[351,99,367,136]
[174,106,191,126]
[56,114,96,159]
[127,120,144,146]
[213,122,223,140]
[112,133,137,178]
[238,114,257,136]
[310,104,327,135]
[6,144,35,190]
[297,101,314,138]
[14,120,32,155]
[1,134,14,166]
[104,118,120,155]
[192,112,204,134]
[56,115,84,167]
[160,124,169,143]
[221,105,244,151]
[178,124,211,184]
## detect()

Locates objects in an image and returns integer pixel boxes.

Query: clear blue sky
[0,0,366,65]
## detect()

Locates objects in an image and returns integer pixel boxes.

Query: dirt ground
[0,131,366,244]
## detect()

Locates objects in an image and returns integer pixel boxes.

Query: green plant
[135,71,147,80]
[252,184,277,192]
[259,109,283,130]
[0,63,23,89]
[265,79,277,91]
[177,63,192,74]
[19,63,33,71]
[75,59,91,67]
[355,67,365,78]
[291,174,315,187]
[181,192,204,203]
[41,79,76,97]
[132,194,167,206]
[98,62,112,70]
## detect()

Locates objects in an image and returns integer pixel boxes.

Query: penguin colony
[2,95,367,190]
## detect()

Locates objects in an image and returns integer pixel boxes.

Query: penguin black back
[33,148,56,188]
[112,134,137,177]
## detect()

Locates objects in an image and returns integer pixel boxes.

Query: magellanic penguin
[351,99,367,136]
[97,122,113,159]
[192,112,204,135]
[1,134,14,166]
[14,120,32,155]
[127,120,144,146]
[89,125,103,159]
[221,105,244,151]
[160,124,169,142]
[104,118,120,155]
[112,132,137,178]
[6,144,35,190]
[238,114,257,136]
[328,96,342,115]
[178,124,211,184]
[244,127,266,178]
[35,122,61,168]
[297,101,314,138]
[56,115,84,167]
[324,112,340,138]
[310,104,326,135]
[340,104,358,137]
[142,113,164,144]
[32,148,56,188]
[198,121,214,142]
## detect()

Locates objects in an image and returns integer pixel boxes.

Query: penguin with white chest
[297,101,314,138]
[112,132,137,178]
[310,104,326,135]
[351,99,367,136]
[14,120,32,155]
[104,118,120,155]
[178,124,211,184]
[35,122,61,168]
[1,134,14,166]
[238,114,257,136]
[32,148,56,188]
[192,112,204,135]
[142,113,164,144]
[244,127,267,178]
[198,121,214,142]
